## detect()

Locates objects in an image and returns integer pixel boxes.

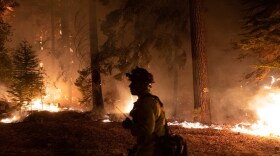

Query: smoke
[101,0,258,124]
[203,0,260,123]
[6,0,265,125]
[7,0,85,108]
[0,84,9,101]
[102,77,132,113]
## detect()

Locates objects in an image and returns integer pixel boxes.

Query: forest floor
[0,111,280,156]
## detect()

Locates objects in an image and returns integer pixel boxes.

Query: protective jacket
[129,92,166,156]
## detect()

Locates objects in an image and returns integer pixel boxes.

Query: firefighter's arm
[131,97,157,136]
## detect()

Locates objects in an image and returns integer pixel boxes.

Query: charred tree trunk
[89,0,104,113]
[189,0,211,124]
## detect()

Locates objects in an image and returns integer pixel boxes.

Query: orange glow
[122,96,136,113]
[1,116,19,123]
[28,99,60,112]
[231,86,280,136]
[1,84,82,123]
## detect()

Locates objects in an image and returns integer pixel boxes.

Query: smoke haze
[5,0,265,123]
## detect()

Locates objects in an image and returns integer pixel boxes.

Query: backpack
[149,94,188,156]
[156,133,188,156]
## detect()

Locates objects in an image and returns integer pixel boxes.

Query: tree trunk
[172,64,179,118]
[88,0,104,112]
[50,0,55,55]
[189,0,211,124]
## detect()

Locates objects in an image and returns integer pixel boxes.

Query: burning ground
[0,111,280,155]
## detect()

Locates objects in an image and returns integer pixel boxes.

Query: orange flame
[231,82,280,137]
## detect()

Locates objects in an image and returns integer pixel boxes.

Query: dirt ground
[0,111,280,156]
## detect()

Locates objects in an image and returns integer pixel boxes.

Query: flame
[116,76,280,137]
[28,99,60,112]
[231,84,280,136]
[1,116,19,123]
[1,84,82,123]
[102,119,112,123]
[70,48,73,53]
[227,76,280,137]
[123,96,136,113]
[3,73,280,139]
[6,6,14,12]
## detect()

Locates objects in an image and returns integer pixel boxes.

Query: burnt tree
[189,0,211,124]
[89,0,104,113]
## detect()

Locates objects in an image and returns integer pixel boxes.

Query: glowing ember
[6,6,14,12]
[102,119,112,123]
[169,121,209,129]
[169,121,223,130]
[1,116,19,123]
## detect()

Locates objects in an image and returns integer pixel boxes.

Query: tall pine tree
[9,41,44,110]
[189,0,211,124]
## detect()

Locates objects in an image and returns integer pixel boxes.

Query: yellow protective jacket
[129,93,166,156]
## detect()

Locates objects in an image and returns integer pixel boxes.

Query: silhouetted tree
[238,0,280,81]
[189,0,211,124]
[89,0,104,114]
[75,67,92,107]
[99,0,188,75]
[99,0,188,117]
[0,0,18,85]
[0,20,12,84]
[9,41,45,110]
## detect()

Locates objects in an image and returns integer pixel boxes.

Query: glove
[122,117,132,129]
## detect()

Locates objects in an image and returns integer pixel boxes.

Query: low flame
[169,121,222,130]
[3,74,280,139]
[1,84,81,123]
[28,99,60,112]
[1,116,19,123]
[231,77,280,137]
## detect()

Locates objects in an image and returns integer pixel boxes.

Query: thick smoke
[7,0,263,124]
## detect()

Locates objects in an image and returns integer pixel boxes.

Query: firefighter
[122,67,167,156]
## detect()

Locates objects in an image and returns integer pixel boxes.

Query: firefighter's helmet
[126,67,154,84]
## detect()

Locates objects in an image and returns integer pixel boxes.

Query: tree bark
[189,0,211,124]
[89,0,104,112]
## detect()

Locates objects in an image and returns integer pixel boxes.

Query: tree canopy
[99,0,188,77]
[0,20,12,84]
[0,0,18,85]
[238,0,280,80]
